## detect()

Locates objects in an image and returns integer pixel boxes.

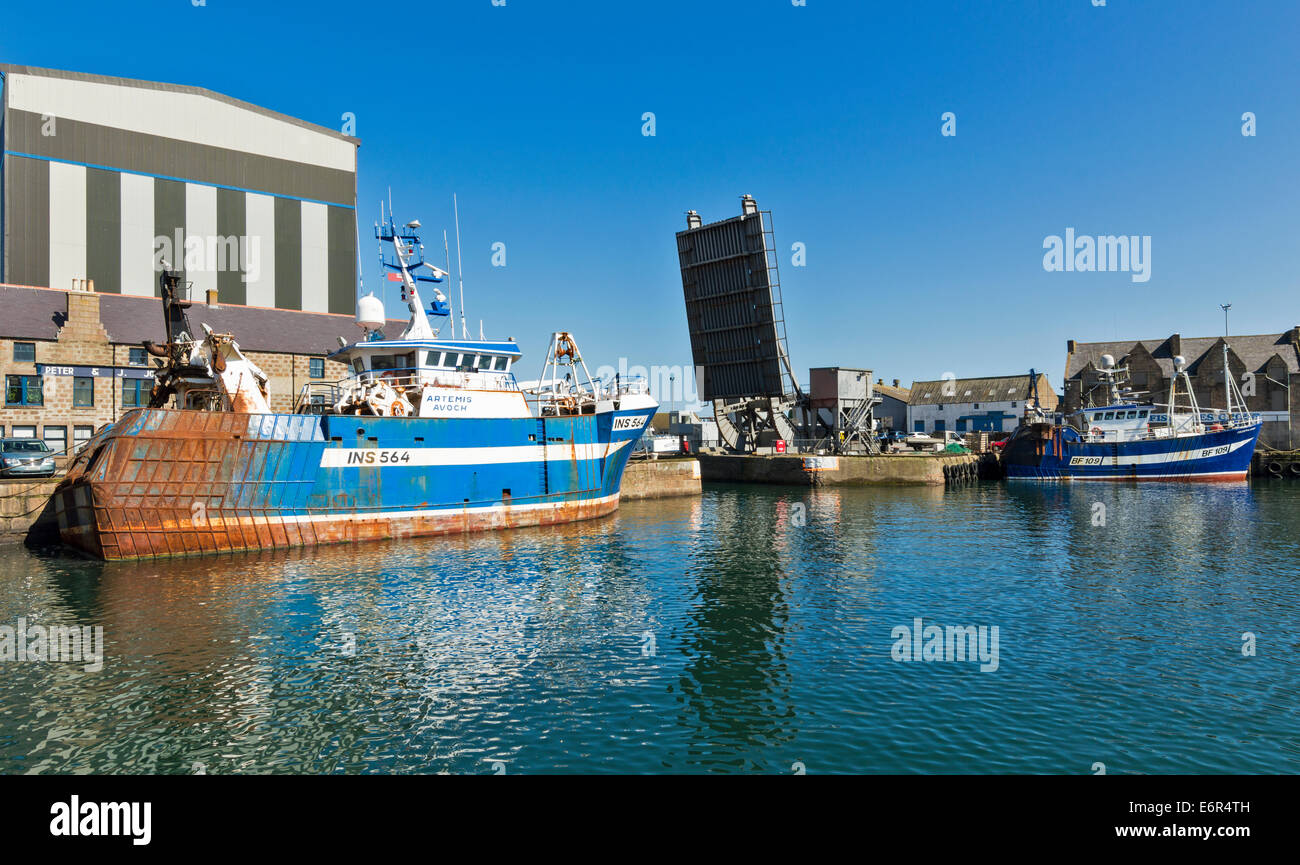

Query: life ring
[1090,427,1102,436]
[379,370,407,393]
[389,399,409,417]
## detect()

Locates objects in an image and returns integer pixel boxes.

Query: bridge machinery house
[906,373,1057,435]
[1064,330,1300,449]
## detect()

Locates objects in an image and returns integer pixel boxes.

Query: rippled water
[2,480,1298,774]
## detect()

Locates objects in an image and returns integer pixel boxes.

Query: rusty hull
[53,409,622,561]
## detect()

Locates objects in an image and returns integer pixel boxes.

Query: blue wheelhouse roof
[329,339,522,361]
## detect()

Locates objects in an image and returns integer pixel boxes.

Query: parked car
[0,439,57,478]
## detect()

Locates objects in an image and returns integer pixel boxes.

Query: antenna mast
[443,230,453,339]
[454,193,467,341]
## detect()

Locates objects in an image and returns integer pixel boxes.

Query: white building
[906,373,1057,435]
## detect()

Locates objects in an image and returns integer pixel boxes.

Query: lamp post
[1262,373,1293,449]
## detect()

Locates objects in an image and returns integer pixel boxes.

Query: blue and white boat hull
[1003,422,1260,481]
[54,398,657,559]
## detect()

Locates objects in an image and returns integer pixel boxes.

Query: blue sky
[3,0,1298,400]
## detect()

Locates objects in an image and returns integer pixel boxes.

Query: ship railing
[337,367,521,395]
[592,375,649,398]
[529,375,651,417]
[1080,413,1260,443]
[295,382,341,414]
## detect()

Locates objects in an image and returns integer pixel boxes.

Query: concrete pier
[620,457,703,500]
[698,452,991,486]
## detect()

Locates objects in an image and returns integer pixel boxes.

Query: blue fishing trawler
[1002,349,1261,481]
[55,214,657,559]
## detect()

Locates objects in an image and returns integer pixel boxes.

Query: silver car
[0,439,57,478]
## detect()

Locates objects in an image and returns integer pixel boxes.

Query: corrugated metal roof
[874,383,911,402]
[0,284,404,356]
[907,373,1056,407]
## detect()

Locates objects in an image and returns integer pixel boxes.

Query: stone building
[0,282,400,460]
[1064,330,1300,449]
[907,373,1057,435]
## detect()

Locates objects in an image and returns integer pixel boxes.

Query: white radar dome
[357,292,385,331]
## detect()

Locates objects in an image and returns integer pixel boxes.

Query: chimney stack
[893,379,900,388]
[1170,333,1182,356]
[685,210,702,230]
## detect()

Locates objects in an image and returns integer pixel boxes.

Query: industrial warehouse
[0,64,372,455]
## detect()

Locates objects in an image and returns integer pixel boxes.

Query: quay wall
[0,480,60,546]
[1253,450,1300,479]
[698,453,986,486]
[621,457,702,500]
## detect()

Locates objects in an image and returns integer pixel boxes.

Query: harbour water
[1,481,1297,774]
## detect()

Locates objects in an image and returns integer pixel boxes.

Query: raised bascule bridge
[675,195,879,456]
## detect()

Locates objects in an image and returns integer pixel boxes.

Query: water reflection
[1,482,1297,774]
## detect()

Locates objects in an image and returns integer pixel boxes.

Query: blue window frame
[73,376,95,407]
[5,374,43,406]
[128,347,149,366]
[309,357,325,379]
[13,342,36,363]
[122,379,150,407]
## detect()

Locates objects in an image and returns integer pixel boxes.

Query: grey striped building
[0,64,358,313]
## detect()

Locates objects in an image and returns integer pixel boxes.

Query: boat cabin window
[1138,409,1148,418]
[1125,410,1138,419]
[412,350,514,371]
[1103,411,1115,420]
[351,358,364,376]
[370,353,415,372]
